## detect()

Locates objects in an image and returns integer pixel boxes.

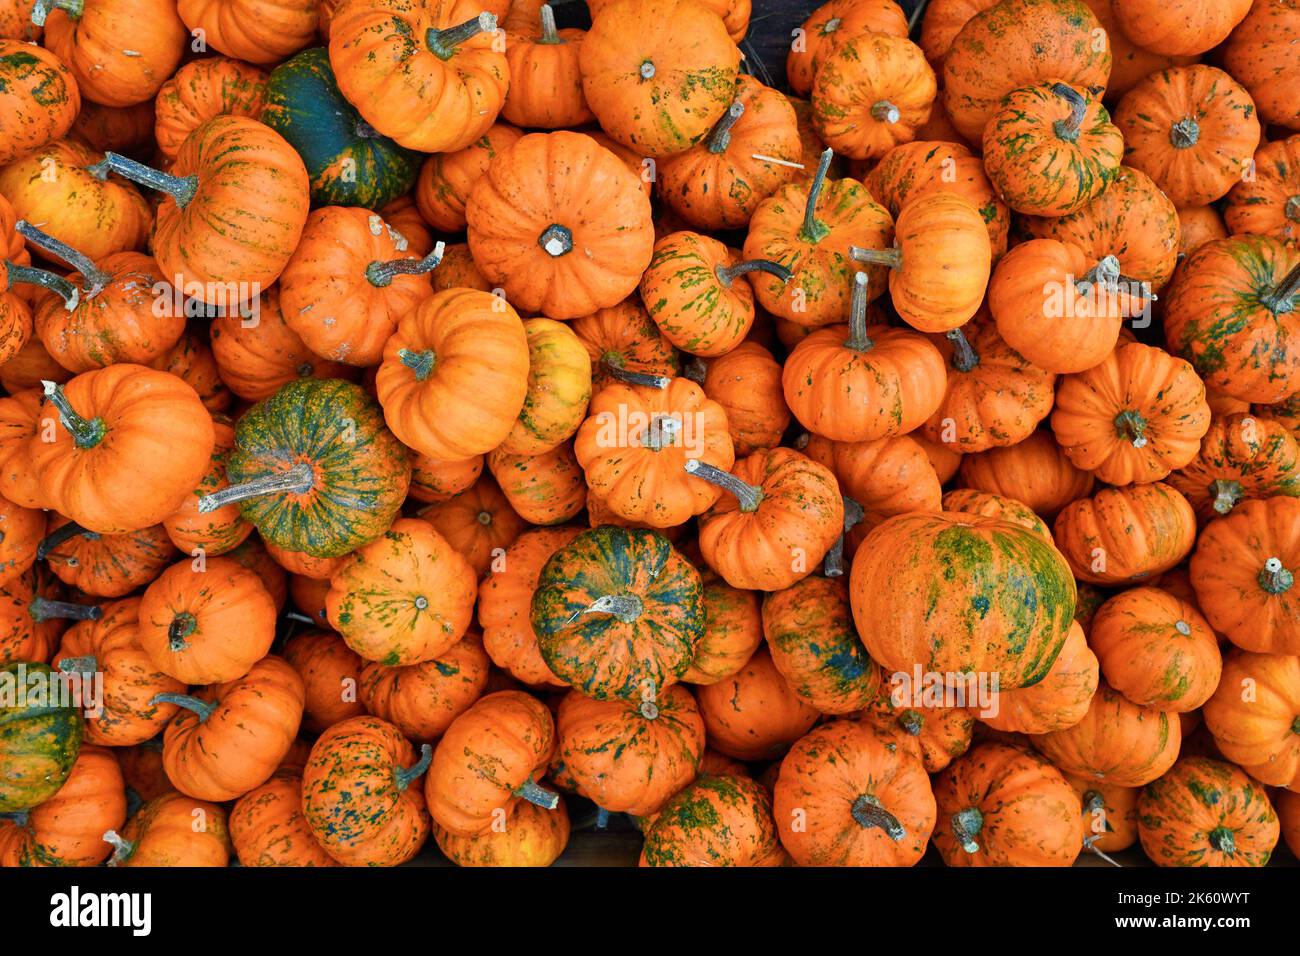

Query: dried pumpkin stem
[41,379,106,448]
[1174,620,1192,636]
[1259,556,1294,594]
[1113,409,1148,448]
[1264,261,1300,313]
[573,593,644,624]
[822,496,864,577]
[843,271,873,352]
[36,519,99,560]
[715,258,792,287]
[1210,478,1243,515]
[951,807,983,854]
[102,829,135,866]
[945,327,980,372]
[538,3,562,43]
[706,99,746,154]
[168,612,197,651]
[365,240,445,288]
[1208,826,1236,856]
[29,596,102,622]
[151,691,218,723]
[398,348,437,381]
[1050,83,1087,143]
[870,100,900,125]
[640,414,682,450]
[1076,255,1123,293]
[684,458,763,512]
[30,0,82,26]
[538,223,573,257]
[1083,839,1124,867]
[601,357,669,389]
[85,152,198,209]
[57,655,97,675]
[514,777,560,810]
[14,220,110,297]
[395,744,433,791]
[898,708,924,736]
[5,260,78,310]
[639,60,655,81]
[849,244,902,269]
[426,12,497,60]
[850,794,906,841]
[197,460,315,513]
[799,147,835,243]
[284,611,316,625]
[1169,117,1199,149]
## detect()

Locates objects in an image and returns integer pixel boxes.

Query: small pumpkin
[498,318,591,456]
[1178,204,1229,258]
[409,453,484,505]
[1053,481,1198,586]
[487,440,587,526]
[1223,0,1300,129]
[0,389,49,509]
[681,564,762,686]
[861,685,976,773]
[0,496,42,587]
[0,38,79,164]
[153,56,268,161]
[177,0,317,64]
[695,645,820,762]
[280,630,366,733]
[701,342,790,456]
[941,489,1052,541]
[981,620,1099,735]
[419,475,526,579]
[640,772,781,867]
[500,2,591,129]
[1111,0,1251,56]
[1069,774,1140,856]
[1202,648,1300,789]
[0,743,125,866]
[432,791,570,867]
[104,791,230,866]
[787,0,909,95]
[570,298,680,392]
[958,429,1094,517]
[803,433,942,536]
[358,632,490,742]
[229,769,337,866]
[1170,412,1300,518]
[0,566,98,664]
[0,661,83,811]
[162,418,254,558]
[414,123,522,233]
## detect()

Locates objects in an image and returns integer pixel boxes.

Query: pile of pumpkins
[0,0,1298,868]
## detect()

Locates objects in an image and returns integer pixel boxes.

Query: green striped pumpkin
[261,48,420,210]
[0,662,84,812]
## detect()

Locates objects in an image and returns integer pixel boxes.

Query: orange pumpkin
[414,123,521,233]
[358,632,490,742]
[1034,682,1181,787]
[981,621,1098,734]
[0,389,47,509]
[959,430,1095,517]
[229,770,337,866]
[1068,773,1139,856]
[1111,0,1251,56]
[0,744,125,866]
[0,496,42,588]
[0,39,79,165]
[787,0,909,95]
[802,433,942,534]
[487,441,587,526]
[500,2,591,128]
[1223,0,1300,130]
[153,56,268,160]
[409,452,484,505]
[104,792,231,866]
[162,418,254,558]
[178,0,317,64]
[280,630,367,734]
[1169,412,1300,518]
[695,646,820,761]
[700,342,790,456]
[42,516,175,598]
[1053,482,1198,586]
[640,772,782,867]
[570,298,680,391]
[1202,648,1300,788]
[419,475,527,579]
[42,0,186,107]
[681,564,763,686]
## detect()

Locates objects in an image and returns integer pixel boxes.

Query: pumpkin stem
[36,519,99,560]
[945,327,980,372]
[398,348,438,382]
[870,100,900,125]
[601,357,669,389]
[1169,117,1199,149]
[284,611,316,625]
[538,223,573,258]
[395,743,433,790]
[1113,410,1148,448]
[29,0,82,26]
[151,691,217,723]
[3,258,79,311]
[365,240,445,288]
[639,60,655,81]
[1174,619,1192,636]
[102,829,135,866]
[57,655,97,675]
[595,806,611,829]
[1263,261,1300,314]
[537,3,562,43]
[849,245,902,269]
[898,708,924,736]
[1050,83,1087,143]
[28,596,101,623]
[0,810,29,826]
[799,147,835,243]
[1287,196,1300,223]
[14,220,110,298]
[850,794,906,841]
[425,11,497,60]
[85,152,198,209]
[513,777,560,810]
[951,808,983,854]
[168,611,197,651]
[706,99,746,154]
[1083,839,1124,867]
[1076,255,1123,294]
[715,258,793,287]
[41,379,106,449]
[1259,556,1294,594]
[842,271,874,352]
[640,414,682,451]
[197,460,315,514]
[572,593,644,624]
[1209,478,1243,515]
[1208,826,1236,856]
[822,496,864,577]
[684,458,763,512]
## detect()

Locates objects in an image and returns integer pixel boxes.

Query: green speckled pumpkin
[640,772,782,867]
[262,48,420,210]
[531,526,704,701]
[0,661,84,811]
[211,379,411,558]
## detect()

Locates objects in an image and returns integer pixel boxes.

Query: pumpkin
[87,116,309,303]
[301,715,431,866]
[0,496,41,588]
[787,0,909,95]
[680,563,762,686]
[104,791,231,866]
[41,0,185,107]
[640,772,781,867]
[783,272,946,442]
[695,646,819,761]
[571,299,681,392]
[262,47,420,209]
[477,526,579,687]
[0,661,83,811]
[776,718,936,866]
[162,419,253,558]
[852,510,1076,689]
[410,453,484,505]
[280,630,366,733]
[205,378,411,558]
[0,0,41,40]
[700,342,789,456]
[61,98,156,156]
[1164,236,1300,404]
[177,0,317,64]
[980,621,1098,734]
[862,682,976,773]
[0,743,125,866]
[865,140,1009,257]
[1178,204,1230,258]
[0,340,70,398]
[1223,0,1300,129]
[279,207,442,367]
[1202,649,1299,789]
[1090,588,1222,713]
[153,56,268,161]
[0,39,79,164]
[487,441,587,526]
[425,690,557,837]
[941,0,1110,144]
[1137,756,1279,866]
[803,433,942,536]
[325,517,477,667]
[1115,65,1262,208]
[32,367,215,535]
[1053,481,1197,585]
[960,432,1094,517]
[497,318,591,456]
[433,791,569,867]
[1170,412,1300,518]
[419,475,526,579]
[376,287,528,461]
[1280,790,1300,858]
[466,131,654,318]
[157,655,305,802]
[0,390,46,509]
[0,566,94,664]
[1112,0,1251,56]
[982,82,1122,217]
[229,769,337,866]
[1068,774,1140,856]
[1050,341,1212,485]
[414,123,522,233]
[743,150,894,327]
[693,447,843,592]
[918,0,997,71]
[150,324,231,414]
[531,526,703,701]
[941,489,1052,541]
[137,556,276,685]
[1080,0,1195,100]
[499,2,591,129]
[762,575,879,714]
[265,541,346,581]
[358,632,490,741]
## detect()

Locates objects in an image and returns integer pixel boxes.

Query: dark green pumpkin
[0,662,84,812]
[261,48,420,210]
[211,379,412,559]
[531,526,704,702]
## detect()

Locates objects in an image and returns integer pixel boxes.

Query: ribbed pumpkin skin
[230,770,338,866]
[0,40,79,164]
[0,662,84,811]
[803,433,942,533]
[178,0,317,64]
[358,632,490,742]
[681,565,762,685]
[262,48,419,209]
[571,300,681,391]
[1178,204,1229,257]
[0,497,41,588]
[788,0,909,94]
[941,489,1052,541]
[280,630,366,733]
[302,716,430,866]
[415,124,522,233]
[44,518,176,598]
[499,319,592,456]
[932,743,1083,866]
[1202,649,1300,788]
[44,0,185,107]
[1112,0,1251,56]
[1068,773,1139,854]
[1223,0,1300,129]
[958,430,1094,517]
[1033,682,1181,787]
[531,527,704,702]
[1138,756,1279,867]
[488,441,588,526]
[851,511,1077,690]
[420,476,526,579]
[226,379,411,558]
[702,343,789,456]
[981,620,1098,734]
[919,0,998,71]
[862,687,976,772]
[695,646,820,761]
[1053,482,1197,586]
[1170,412,1300,519]
[641,773,781,867]
[163,420,254,558]
[640,232,762,357]
[109,792,231,866]
[154,57,268,160]
[0,568,64,664]
[0,744,125,867]
[433,795,570,867]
